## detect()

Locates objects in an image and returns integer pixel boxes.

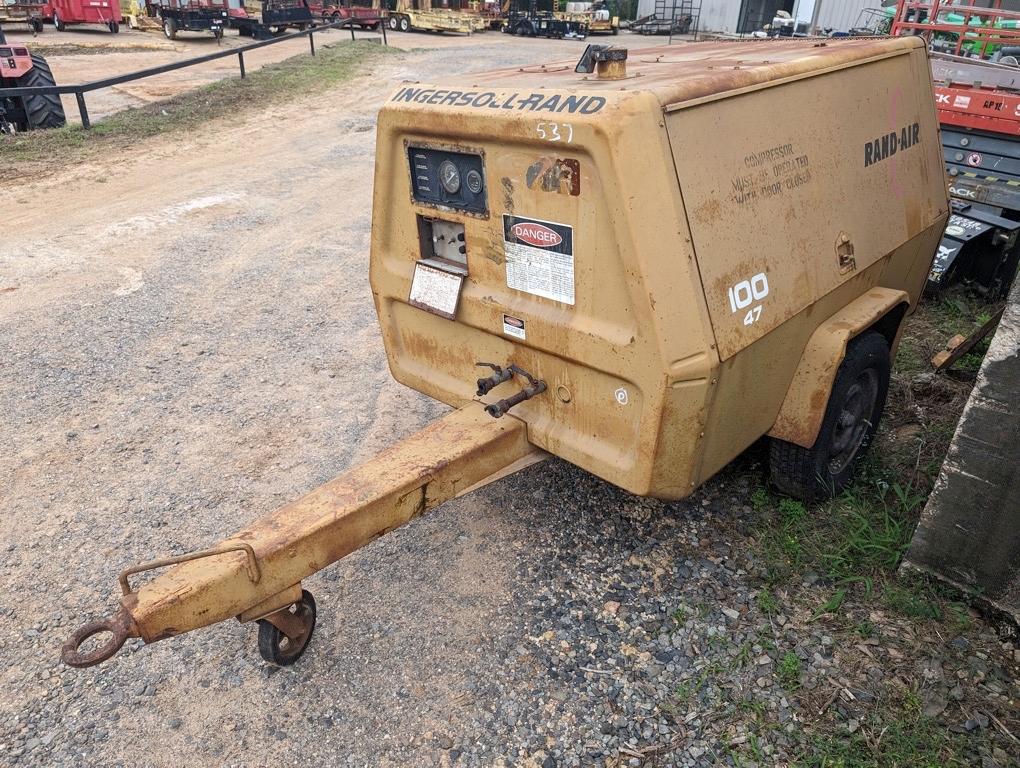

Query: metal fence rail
[0,18,386,129]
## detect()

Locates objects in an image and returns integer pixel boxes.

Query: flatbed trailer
[147,0,230,38]
[386,1,487,34]
[233,0,313,36]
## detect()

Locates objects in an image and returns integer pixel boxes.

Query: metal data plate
[408,261,464,320]
[943,214,992,243]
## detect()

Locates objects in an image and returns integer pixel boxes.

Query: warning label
[502,214,574,305]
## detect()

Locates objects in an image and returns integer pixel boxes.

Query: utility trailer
[891,0,1020,297]
[386,0,487,34]
[63,38,948,671]
[233,0,313,36]
[0,23,64,132]
[147,0,229,39]
[0,0,45,33]
[45,0,122,32]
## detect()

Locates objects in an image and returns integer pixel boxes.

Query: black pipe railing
[0,17,386,129]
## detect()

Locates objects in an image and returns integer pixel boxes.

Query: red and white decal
[510,222,563,248]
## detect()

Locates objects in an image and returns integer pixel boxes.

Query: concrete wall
[635,0,740,33]
[633,0,896,35]
[905,275,1020,625]
[813,0,880,32]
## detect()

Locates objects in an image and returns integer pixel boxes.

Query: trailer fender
[768,288,910,449]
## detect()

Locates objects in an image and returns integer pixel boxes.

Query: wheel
[256,590,317,666]
[770,331,891,502]
[109,21,120,33]
[387,14,398,30]
[52,12,65,31]
[398,15,410,32]
[13,54,66,131]
[163,17,177,39]
[32,18,43,33]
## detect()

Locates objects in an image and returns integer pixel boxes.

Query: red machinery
[892,0,1020,296]
[308,0,381,29]
[45,0,123,32]
[0,24,66,132]
[891,1,1020,60]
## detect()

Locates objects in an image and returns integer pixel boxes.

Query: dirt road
[2,35,1017,768]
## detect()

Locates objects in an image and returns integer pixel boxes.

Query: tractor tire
[163,17,177,39]
[387,14,398,30]
[398,15,410,32]
[769,331,890,502]
[52,12,65,31]
[15,54,65,131]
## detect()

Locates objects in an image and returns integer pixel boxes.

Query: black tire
[163,17,177,39]
[387,14,398,30]
[398,15,410,32]
[52,12,65,31]
[15,54,66,131]
[769,331,890,502]
[256,590,317,666]
[109,21,120,33]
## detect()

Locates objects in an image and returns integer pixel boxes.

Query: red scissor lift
[892,1,1020,296]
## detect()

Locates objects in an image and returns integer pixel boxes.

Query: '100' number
[728,273,769,326]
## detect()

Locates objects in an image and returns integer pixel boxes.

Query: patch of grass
[1,40,398,168]
[883,580,942,620]
[778,651,801,689]
[794,693,971,768]
[756,587,779,615]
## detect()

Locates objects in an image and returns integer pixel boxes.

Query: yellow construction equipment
[64,38,947,670]
[387,0,488,33]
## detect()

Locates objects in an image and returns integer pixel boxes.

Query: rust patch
[525,157,581,196]
[501,177,515,214]
[693,197,723,225]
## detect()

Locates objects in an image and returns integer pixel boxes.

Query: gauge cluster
[407,146,487,215]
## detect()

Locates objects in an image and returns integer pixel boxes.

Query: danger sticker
[503,214,574,305]
[502,314,526,340]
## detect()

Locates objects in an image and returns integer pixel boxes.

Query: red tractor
[0,25,65,134]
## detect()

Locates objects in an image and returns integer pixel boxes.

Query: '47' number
[728,272,769,326]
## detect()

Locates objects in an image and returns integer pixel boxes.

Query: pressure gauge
[438,160,461,194]
[465,169,483,195]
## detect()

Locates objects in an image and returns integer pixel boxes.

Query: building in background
[633,0,889,36]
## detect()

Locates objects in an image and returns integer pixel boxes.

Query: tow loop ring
[61,610,134,668]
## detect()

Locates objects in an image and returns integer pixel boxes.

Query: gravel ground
[2,37,1018,768]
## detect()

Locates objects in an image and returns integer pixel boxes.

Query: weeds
[793,692,971,768]
[778,651,801,689]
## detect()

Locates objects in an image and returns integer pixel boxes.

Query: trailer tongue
[62,404,540,667]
